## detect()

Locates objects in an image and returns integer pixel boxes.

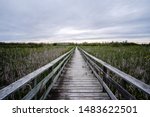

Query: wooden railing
[0,48,74,100]
[79,47,150,100]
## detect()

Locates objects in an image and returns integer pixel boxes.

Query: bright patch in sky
[56,27,89,35]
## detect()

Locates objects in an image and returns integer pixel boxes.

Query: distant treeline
[0,41,149,47]
[0,42,76,48]
[79,42,150,46]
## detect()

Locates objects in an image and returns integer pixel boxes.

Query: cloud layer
[0,0,150,43]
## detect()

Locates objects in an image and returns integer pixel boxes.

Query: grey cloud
[0,0,150,42]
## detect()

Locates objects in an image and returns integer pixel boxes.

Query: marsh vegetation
[0,43,72,88]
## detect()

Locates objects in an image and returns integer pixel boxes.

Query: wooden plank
[56,80,99,82]
[51,89,102,93]
[54,84,101,87]
[61,79,97,81]
[58,77,97,80]
[50,92,109,97]
[60,81,99,83]
[55,82,100,85]
[49,96,110,100]
[52,86,102,90]
[60,79,98,81]
[59,77,97,79]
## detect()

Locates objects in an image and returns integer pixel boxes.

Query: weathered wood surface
[47,48,110,100]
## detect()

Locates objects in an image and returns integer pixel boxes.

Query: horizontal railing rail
[79,47,150,100]
[0,48,74,100]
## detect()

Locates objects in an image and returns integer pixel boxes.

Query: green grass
[0,43,73,88]
[81,43,150,85]
[81,43,150,99]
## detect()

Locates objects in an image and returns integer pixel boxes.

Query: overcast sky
[0,0,150,43]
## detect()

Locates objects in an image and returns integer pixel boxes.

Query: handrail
[22,52,71,100]
[79,47,150,98]
[84,55,117,100]
[0,48,74,100]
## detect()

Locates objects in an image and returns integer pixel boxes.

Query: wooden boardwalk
[0,47,149,100]
[47,48,110,100]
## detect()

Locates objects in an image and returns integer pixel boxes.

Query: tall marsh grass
[81,43,150,99]
[81,43,150,85]
[0,43,72,88]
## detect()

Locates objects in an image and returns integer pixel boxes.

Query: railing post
[10,94,15,100]
[103,66,107,92]
[120,79,127,99]
[121,79,127,89]
[34,79,37,99]
[103,66,107,82]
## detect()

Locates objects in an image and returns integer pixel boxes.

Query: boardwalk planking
[47,48,110,100]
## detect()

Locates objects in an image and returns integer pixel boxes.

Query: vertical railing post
[103,66,107,92]
[10,93,15,100]
[107,70,110,87]
[34,79,37,99]
[120,79,127,99]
